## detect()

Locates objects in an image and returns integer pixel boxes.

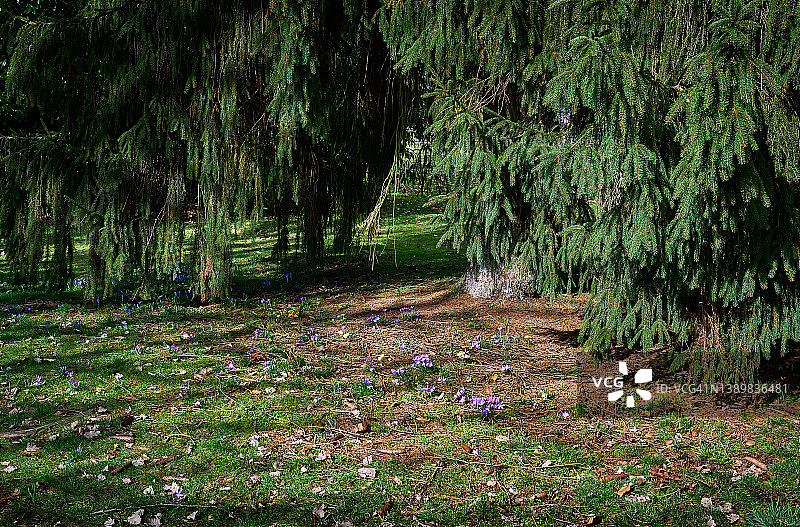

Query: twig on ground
[92,503,220,515]
[0,408,97,439]
[111,461,132,475]
[436,455,583,470]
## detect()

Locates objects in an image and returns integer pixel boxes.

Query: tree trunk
[191,181,231,302]
[87,228,103,302]
[48,189,70,290]
[463,261,533,300]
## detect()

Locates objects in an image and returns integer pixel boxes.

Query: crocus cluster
[295,327,319,344]
[469,395,504,414]
[399,306,419,321]
[263,357,288,372]
[413,354,433,368]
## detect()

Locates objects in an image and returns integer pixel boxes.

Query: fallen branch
[149,455,180,466]
[111,461,132,475]
[0,408,97,440]
[92,503,220,515]
[437,456,583,469]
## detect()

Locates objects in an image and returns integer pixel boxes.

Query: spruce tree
[380,0,589,299]
[1,0,403,301]
[381,0,800,382]
[3,0,799,382]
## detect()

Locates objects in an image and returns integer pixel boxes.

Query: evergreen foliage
[2,0,800,381]
[1,0,402,301]
[381,0,800,382]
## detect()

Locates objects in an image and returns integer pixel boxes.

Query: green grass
[0,193,799,526]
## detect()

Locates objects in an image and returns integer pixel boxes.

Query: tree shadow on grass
[0,416,512,527]
[2,482,481,526]
[539,328,581,348]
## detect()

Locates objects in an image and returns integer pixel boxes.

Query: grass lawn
[0,194,799,527]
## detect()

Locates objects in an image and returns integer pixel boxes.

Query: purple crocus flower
[413,354,433,368]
